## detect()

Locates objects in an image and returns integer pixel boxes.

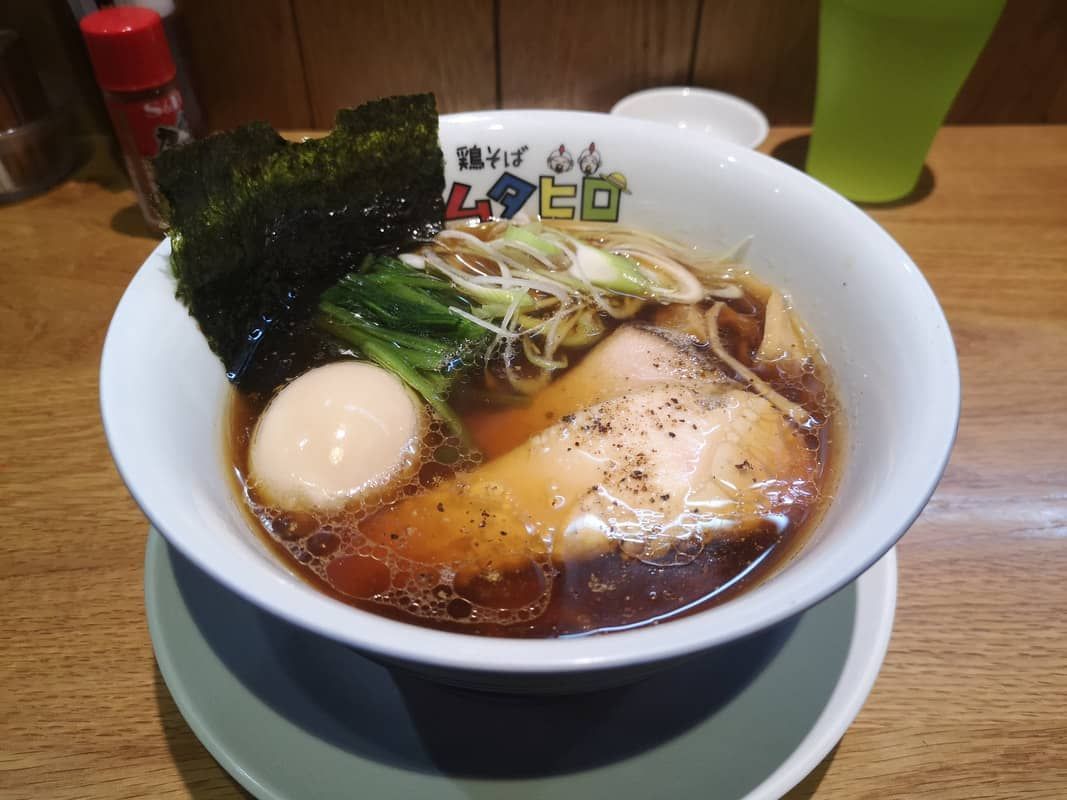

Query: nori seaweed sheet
[153,93,444,382]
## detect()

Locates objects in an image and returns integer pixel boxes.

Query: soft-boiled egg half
[248,361,422,512]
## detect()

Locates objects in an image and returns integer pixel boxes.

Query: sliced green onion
[503,224,564,258]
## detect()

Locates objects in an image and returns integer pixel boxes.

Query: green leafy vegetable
[316,256,491,438]
[154,93,444,381]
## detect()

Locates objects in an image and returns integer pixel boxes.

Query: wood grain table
[1,126,1064,799]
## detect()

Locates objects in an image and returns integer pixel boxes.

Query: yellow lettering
[539,176,576,219]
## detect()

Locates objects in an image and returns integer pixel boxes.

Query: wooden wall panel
[948,0,1067,124]
[176,0,311,131]
[692,0,1067,127]
[8,0,1067,141]
[291,0,496,127]
[692,0,819,125]
[498,0,701,111]
[1050,75,1067,123]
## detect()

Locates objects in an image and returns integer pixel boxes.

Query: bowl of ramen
[101,96,958,692]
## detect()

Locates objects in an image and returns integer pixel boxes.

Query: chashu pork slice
[360,382,816,574]
[465,324,728,454]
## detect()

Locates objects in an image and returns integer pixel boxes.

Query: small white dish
[146,529,897,800]
[611,87,770,149]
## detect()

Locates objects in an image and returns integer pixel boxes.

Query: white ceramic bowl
[102,111,958,692]
[611,87,770,148]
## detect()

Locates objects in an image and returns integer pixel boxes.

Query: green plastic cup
[806,0,1005,203]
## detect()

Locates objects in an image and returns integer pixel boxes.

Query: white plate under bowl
[146,529,896,800]
[611,87,770,148]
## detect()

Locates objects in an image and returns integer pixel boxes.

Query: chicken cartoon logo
[578,142,601,175]
[546,144,574,173]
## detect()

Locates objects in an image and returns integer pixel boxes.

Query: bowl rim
[102,109,959,674]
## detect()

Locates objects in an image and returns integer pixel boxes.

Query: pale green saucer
[146,529,896,800]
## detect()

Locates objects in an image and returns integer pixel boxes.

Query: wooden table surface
[1,126,1065,799]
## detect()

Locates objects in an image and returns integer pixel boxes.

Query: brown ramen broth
[228,221,840,638]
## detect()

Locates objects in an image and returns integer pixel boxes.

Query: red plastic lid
[80,7,175,93]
